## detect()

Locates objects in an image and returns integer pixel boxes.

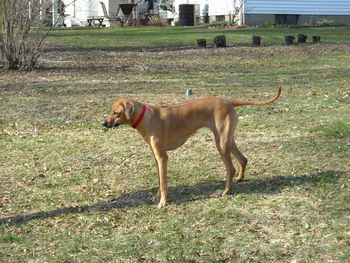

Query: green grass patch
[312,121,350,139]
[45,26,350,51]
[0,28,349,262]
[2,232,23,243]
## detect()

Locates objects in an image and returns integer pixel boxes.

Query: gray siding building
[242,0,350,25]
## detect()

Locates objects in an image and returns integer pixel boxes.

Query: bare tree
[0,5,3,56]
[0,0,52,70]
[232,0,245,25]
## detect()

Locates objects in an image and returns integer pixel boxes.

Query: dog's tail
[231,87,282,107]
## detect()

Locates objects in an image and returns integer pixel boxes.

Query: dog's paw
[222,189,232,196]
[157,200,167,208]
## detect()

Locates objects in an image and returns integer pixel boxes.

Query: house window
[216,15,225,21]
[275,14,299,25]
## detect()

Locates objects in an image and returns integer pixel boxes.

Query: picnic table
[87,17,105,27]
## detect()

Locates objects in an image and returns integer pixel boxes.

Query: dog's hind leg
[229,113,247,182]
[213,126,236,196]
[231,141,247,182]
[220,151,236,196]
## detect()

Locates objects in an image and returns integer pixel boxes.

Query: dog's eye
[114,112,120,116]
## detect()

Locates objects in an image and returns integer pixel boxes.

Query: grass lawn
[0,27,349,262]
[45,26,350,50]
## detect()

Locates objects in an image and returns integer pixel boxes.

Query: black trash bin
[179,4,195,26]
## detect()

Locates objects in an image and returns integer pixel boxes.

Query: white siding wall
[208,0,234,16]
[174,0,234,17]
[63,0,117,27]
[244,0,350,15]
[63,0,92,26]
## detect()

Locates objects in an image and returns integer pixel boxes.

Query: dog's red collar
[132,104,147,129]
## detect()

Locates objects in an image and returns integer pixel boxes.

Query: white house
[60,0,175,27]
[62,0,135,27]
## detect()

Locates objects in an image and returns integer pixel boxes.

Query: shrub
[1,0,51,70]
[261,20,276,28]
[210,21,228,27]
[316,18,334,27]
[147,15,167,27]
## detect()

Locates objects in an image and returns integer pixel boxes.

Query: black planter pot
[298,34,307,43]
[312,36,321,43]
[252,35,262,46]
[214,35,226,48]
[285,35,295,45]
[197,39,207,48]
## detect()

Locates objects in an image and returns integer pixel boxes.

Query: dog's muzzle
[102,121,119,128]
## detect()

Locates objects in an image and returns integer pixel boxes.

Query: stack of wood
[214,35,226,48]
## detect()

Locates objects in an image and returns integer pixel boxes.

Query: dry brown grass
[147,15,167,27]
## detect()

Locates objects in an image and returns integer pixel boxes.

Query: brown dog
[103,88,281,208]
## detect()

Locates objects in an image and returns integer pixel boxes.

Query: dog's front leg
[150,138,168,208]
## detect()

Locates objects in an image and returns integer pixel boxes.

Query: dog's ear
[123,101,134,120]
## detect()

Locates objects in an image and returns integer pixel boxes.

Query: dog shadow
[0,170,345,226]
